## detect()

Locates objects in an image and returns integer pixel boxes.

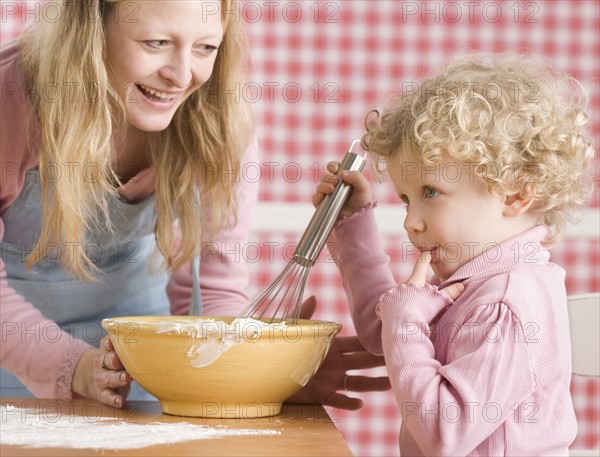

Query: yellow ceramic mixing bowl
[102,316,341,418]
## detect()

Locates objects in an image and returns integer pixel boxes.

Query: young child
[314,54,595,456]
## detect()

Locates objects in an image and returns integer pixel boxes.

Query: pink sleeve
[377,287,535,456]
[168,138,259,317]
[0,260,91,398]
[0,43,92,398]
[329,203,397,354]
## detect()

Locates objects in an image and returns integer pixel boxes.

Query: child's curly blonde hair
[362,53,596,243]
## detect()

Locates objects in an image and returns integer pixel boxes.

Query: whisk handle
[294,145,366,265]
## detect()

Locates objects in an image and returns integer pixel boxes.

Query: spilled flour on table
[1,404,281,449]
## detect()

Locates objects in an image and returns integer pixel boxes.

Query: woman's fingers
[105,370,130,389]
[103,336,112,350]
[341,350,387,371]
[97,349,125,372]
[343,374,390,393]
[298,295,317,320]
[285,334,390,410]
[98,350,128,384]
[95,367,130,408]
[100,336,125,371]
[322,392,364,411]
[328,335,365,353]
[98,387,125,408]
[95,336,130,408]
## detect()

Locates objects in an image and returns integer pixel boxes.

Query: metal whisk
[238,140,366,324]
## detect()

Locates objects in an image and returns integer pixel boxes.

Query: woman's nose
[159,50,193,88]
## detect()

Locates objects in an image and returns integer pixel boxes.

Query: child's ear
[502,192,534,217]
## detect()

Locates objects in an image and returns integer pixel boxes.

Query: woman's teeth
[138,84,177,100]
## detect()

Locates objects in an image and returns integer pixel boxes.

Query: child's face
[387,155,513,282]
[104,1,223,133]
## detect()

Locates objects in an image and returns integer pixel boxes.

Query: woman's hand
[285,296,391,410]
[313,161,372,218]
[286,334,391,410]
[72,336,131,408]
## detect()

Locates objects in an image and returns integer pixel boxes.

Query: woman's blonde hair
[20,0,254,280]
[363,53,596,243]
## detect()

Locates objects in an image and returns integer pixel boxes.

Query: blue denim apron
[0,169,202,399]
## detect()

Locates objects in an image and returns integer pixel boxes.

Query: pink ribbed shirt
[331,204,577,456]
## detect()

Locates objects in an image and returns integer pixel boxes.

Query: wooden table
[1,399,353,456]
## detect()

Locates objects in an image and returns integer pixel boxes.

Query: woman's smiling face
[104,0,224,132]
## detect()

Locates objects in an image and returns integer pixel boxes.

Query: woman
[0,0,388,409]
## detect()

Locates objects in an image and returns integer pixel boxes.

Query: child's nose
[403,209,425,234]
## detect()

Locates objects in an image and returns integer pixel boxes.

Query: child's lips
[430,248,438,262]
[419,247,438,261]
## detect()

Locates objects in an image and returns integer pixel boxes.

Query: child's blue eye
[424,186,439,199]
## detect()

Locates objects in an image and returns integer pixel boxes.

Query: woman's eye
[424,186,439,199]
[399,195,409,206]
[145,40,168,48]
[197,45,218,54]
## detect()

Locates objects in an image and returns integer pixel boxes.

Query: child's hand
[405,251,464,301]
[312,161,372,218]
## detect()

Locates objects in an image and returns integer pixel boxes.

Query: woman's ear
[502,192,534,217]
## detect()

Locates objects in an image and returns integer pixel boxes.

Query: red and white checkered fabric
[2,1,598,455]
